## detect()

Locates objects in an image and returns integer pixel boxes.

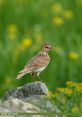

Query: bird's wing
[16,55,38,79]
[16,51,50,79]
[19,51,49,73]
[18,52,41,74]
[24,52,43,70]
[25,51,50,70]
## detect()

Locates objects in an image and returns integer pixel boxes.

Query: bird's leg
[37,73,43,82]
[31,73,36,82]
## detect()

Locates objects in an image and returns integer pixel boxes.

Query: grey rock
[0,99,42,117]
[24,96,60,113]
[1,82,60,117]
[0,98,60,117]
[1,99,41,112]
[4,82,49,100]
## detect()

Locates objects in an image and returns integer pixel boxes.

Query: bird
[16,42,54,81]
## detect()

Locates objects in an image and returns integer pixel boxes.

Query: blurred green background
[0,0,82,97]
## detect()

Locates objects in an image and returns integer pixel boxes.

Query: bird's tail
[16,72,26,79]
[16,68,30,80]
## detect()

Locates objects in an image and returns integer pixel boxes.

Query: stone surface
[0,99,41,117]
[24,96,60,112]
[0,99,41,112]
[0,98,60,117]
[4,82,49,100]
[0,82,60,117]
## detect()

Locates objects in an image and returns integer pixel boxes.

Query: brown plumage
[16,43,53,80]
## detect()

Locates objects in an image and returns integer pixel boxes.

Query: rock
[0,99,41,117]
[1,82,60,117]
[4,82,49,100]
[0,99,41,112]
[0,98,60,117]
[24,96,60,112]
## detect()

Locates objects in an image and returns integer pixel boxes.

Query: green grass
[0,0,82,96]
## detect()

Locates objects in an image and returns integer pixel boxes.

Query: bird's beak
[51,47,55,51]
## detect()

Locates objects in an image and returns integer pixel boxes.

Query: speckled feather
[16,43,52,79]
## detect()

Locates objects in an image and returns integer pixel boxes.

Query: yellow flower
[52,16,64,26]
[21,38,32,49]
[78,83,82,87]
[71,106,79,113]
[64,10,74,19]
[76,83,82,92]
[66,81,76,87]
[56,88,65,93]
[7,24,17,33]
[65,88,73,96]
[52,3,63,13]
[68,52,80,60]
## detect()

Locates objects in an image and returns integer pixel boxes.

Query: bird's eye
[39,54,42,56]
[46,46,48,48]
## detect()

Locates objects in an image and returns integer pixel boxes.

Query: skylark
[16,43,53,80]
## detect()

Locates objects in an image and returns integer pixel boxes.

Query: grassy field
[0,0,82,98]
